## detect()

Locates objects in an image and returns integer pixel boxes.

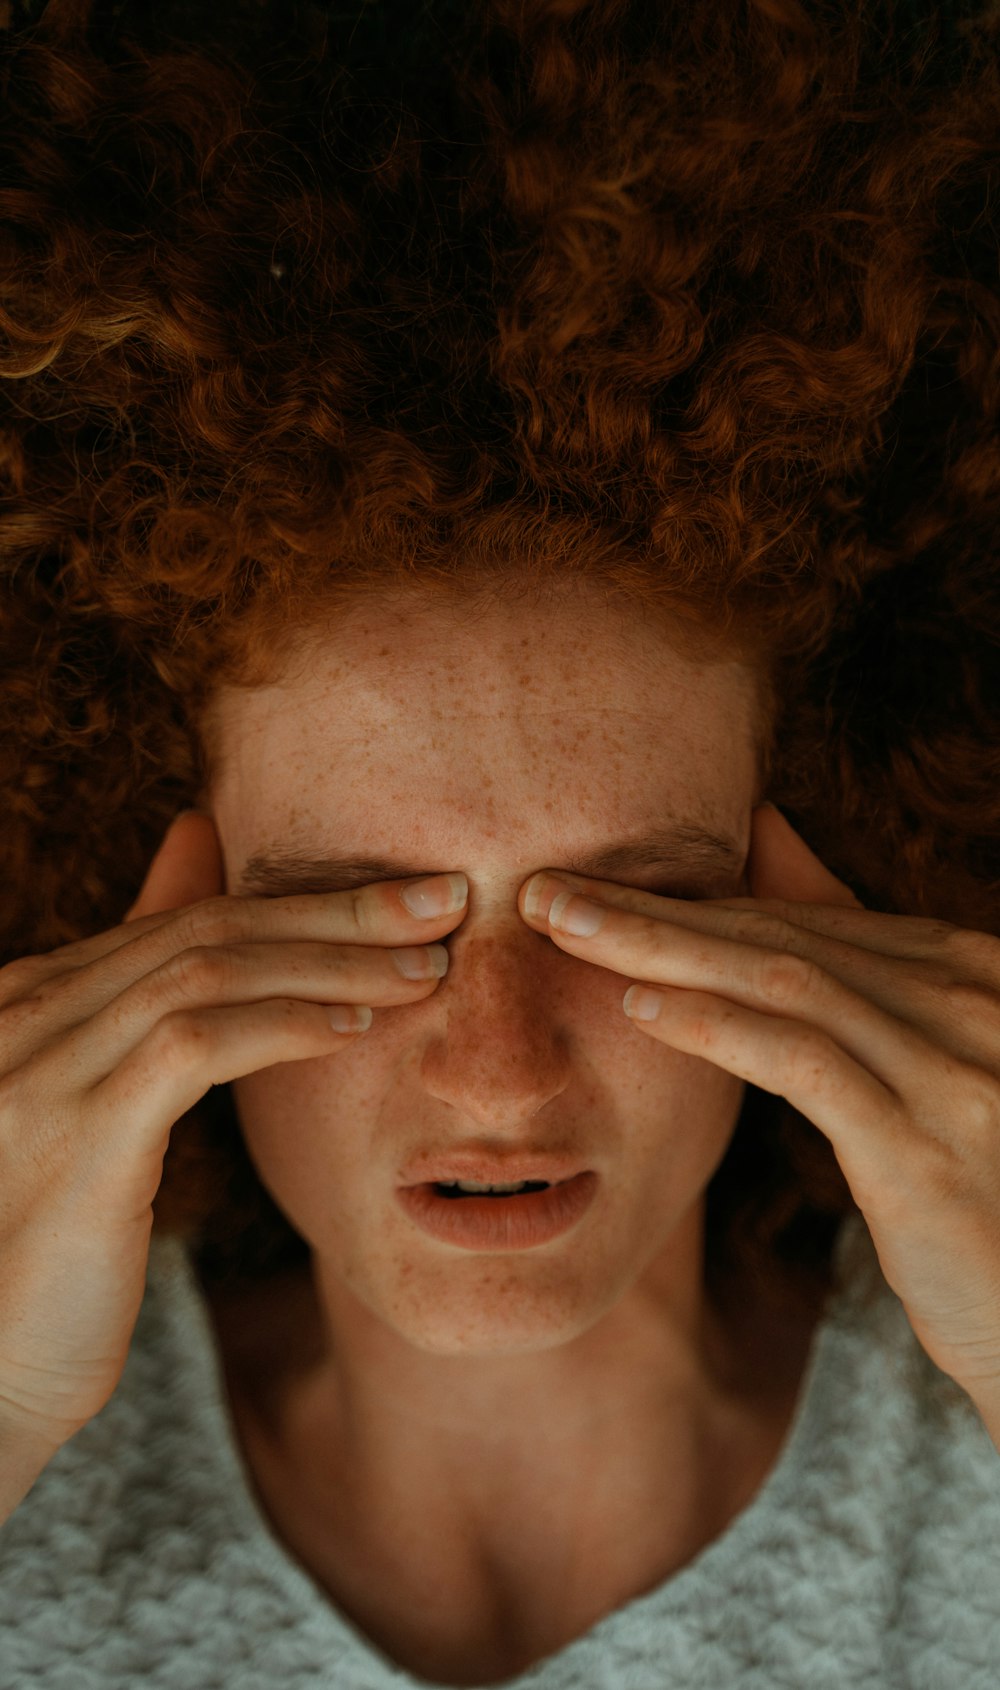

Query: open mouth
[398,1171,599,1249]
[433,1179,553,1200]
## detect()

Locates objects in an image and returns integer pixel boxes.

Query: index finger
[2,875,470,992]
[518,869,956,963]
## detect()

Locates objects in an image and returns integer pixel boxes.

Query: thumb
[748,801,865,908]
[124,810,227,924]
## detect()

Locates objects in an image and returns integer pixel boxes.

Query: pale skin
[4,580,995,1685]
[180,586,826,1685]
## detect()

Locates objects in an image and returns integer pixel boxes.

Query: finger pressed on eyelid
[548,892,606,936]
[523,872,562,922]
[399,874,469,918]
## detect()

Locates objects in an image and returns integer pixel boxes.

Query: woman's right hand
[0,811,466,1458]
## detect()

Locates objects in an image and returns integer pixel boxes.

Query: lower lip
[396,1171,599,1251]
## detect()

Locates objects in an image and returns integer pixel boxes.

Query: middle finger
[4,940,447,1084]
[522,876,992,1074]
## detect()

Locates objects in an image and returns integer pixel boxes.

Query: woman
[1,0,999,1684]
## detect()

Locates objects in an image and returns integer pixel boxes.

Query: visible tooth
[454,1179,529,1193]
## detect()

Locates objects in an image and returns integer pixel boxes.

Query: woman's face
[205,587,764,1357]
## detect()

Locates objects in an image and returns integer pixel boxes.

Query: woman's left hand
[519,802,1000,1445]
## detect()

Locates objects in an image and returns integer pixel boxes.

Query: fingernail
[549,892,605,936]
[400,873,469,918]
[392,945,450,979]
[623,986,663,1022]
[329,1004,373,1032]
[523,872,549,921]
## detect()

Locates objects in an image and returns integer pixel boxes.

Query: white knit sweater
[2,1211,999,1688]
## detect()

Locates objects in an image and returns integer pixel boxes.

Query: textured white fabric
[2,1210,999,1688]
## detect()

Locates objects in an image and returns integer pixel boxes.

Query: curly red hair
[2,0,998,1318]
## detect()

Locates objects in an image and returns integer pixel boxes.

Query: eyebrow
[235,824,746,898]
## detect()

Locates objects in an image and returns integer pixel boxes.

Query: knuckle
[940,977,1000,1040]
[958,1067,1000,1143]
[161,945,237,1002]
[175,896,248,950]
[940,924,1000,979]
[0,987,57,1067]
[928,1055,1000,1149]
[730,909,796,950]
[782,1025,838,1091]
[0,968,81,1072]
[923,916,966,949]
[346,887,374,936]
[911,963,1000,1045]
[751,898,798,922]
[148,1006,213,1064]
[0,953,47,1007]
[912,1125,976,1205]
[754,948,818,1005]
[682,1005,719,1052]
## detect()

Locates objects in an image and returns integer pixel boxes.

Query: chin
[367,1255,633,1358]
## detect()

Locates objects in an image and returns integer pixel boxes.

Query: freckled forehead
[220,601,753,726]
[205,602,761,880]
[206,598,761,820]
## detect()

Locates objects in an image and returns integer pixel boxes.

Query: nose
[416,917,573,1128]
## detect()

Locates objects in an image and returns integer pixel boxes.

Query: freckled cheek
[614,1038,745,1157]
[229,974,744,1185]
[229,1054,374,1167]
[556,969,736,1095]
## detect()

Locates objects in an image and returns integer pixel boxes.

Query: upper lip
[400,1153,589,1187]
